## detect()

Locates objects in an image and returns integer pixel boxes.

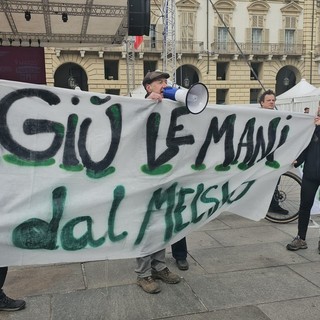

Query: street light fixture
[68,76,77,89]
[25,11,31,21]
[183,76,190,88]
[62,12,68,22]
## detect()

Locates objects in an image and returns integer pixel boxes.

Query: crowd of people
[1,71,320,311]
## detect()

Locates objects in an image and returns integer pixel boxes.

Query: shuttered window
[181,12,195,45]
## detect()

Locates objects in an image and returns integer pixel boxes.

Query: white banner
[0,80,315,267]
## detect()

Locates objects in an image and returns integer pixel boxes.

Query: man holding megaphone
[143,70,189,269]
[134,71,189,294]
[143,70,208,114]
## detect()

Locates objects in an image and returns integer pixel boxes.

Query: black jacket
[295,126,320,180]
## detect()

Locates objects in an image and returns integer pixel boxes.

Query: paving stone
[258,296,320,320]
[5,263,85,297]
[84,259,137,288]
[51,282,206,320]
[188,242,309,274]
[156,306,271,320]
[198,219,230,231]
[175,231,222,251]
[288,261,320,287]
[218,213,270,228]
[206,226,292,247]
[185,266,320,310]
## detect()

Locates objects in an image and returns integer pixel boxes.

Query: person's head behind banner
[259,89,276,110]
[143,70,170,98]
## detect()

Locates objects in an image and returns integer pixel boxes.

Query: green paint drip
[237,162,251,171]
[215,164,231,171]
[141,164,172,175]
[265,160,280,169]
[86,166,115,179]
[59,164,84,172]
[191,163,206,171]
[3,154,55,166]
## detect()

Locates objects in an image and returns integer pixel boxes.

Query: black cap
[142,70,170,88]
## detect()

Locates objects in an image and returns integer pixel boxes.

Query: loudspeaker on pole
[128,0,150,36]
[163,83,209,114]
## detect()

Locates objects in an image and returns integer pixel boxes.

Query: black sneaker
[268,205,288,215]
[0,292,26,312]
[176,259,189,271]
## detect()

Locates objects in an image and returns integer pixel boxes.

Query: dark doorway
[176,65,199,88]
[54,63,88,91]
[275,66,296,96]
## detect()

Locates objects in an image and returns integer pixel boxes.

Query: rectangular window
[150,24,156,48]
[252,28,262,52]
[217,13,230,27]
[250,62,262,80]
[216,89,228,104]
[216,62,229,80]
[104,60,119,80]
[106,89,120,95]
[250,89,261,104]
[285,16,296,29]
[285,29,295,52]
[218,27,228,51]
[252,15,264,28]
[144,61,157,75]
[181,12,195,50]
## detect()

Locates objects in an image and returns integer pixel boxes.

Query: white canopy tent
[276,79,320,114]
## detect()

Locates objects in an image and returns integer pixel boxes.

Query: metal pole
[310,0,315,84]
[126,37,135,96]
[163,0,176,83]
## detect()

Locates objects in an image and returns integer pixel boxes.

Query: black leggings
[0,267,8,291]
[298,176,320,240]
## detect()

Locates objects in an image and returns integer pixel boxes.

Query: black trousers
[171,237,187,260]
[269,178,281,208]
[0,266,8,292]
[297,176,320,240]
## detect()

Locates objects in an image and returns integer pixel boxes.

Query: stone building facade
[44,0,320,105]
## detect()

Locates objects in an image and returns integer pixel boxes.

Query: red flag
[134,36,143,49]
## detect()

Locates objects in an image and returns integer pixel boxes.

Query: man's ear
[145,84,152,93]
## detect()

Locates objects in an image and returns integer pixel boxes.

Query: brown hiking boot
[152,267,181,284]
[286,236,307,251]
[137,276,161,294]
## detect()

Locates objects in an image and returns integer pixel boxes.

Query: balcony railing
[119,39,303,57]
[211,42,304,56]
[140,40,204,54]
